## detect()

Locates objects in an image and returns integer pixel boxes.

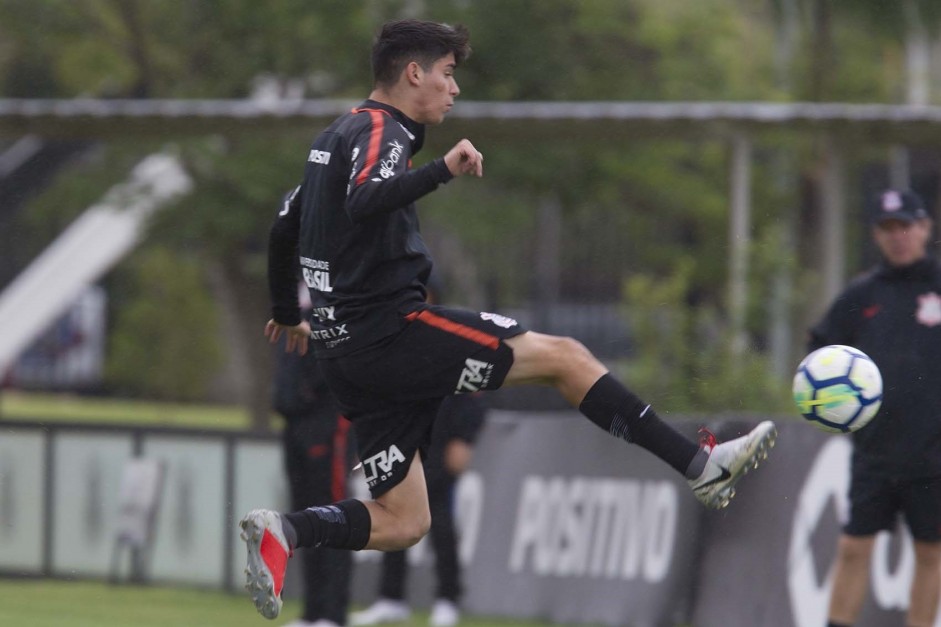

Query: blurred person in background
[274,280,355,627]
[352,393,485,627]
[352,279,487,627]
[239,18,776,621]
[809,189,941,627]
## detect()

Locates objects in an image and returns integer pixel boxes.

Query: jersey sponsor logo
[312,306,336,322]
[307,149,331,164]
[325,336,350,349]
[300,258,333,293]
[311,323,348,341]
[302,268,333,292]
[480,312,518,329]
[377,139,404,180]
[279,185,301,216]
[347,146,361,194]
[916,292,941,327]
[361,444,407,486]
[456,358,494,393]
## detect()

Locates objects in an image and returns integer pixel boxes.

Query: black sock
[578,373,701,477]
[284,499,371,550]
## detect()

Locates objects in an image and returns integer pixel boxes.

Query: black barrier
[2,415,937,626]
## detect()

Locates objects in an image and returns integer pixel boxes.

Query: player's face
[872,218,932,267]
[413,53,460,125]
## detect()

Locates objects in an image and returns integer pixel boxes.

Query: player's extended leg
[826,533,875,626]
[240,453,430,620]
[503,331,775,508]
[908,540,941,627]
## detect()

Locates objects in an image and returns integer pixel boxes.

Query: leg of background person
[827,534,875,626]
[350,551,409,626]
[378,550,408,600]
[426,461,460,604]
[907,540,941,627]
[285,417,355,625]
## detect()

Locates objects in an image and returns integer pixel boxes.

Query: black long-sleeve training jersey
[268,100,454,356]
[809,256,941,478]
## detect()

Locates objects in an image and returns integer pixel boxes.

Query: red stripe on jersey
[354,109,387,187]
[406,310,500,350]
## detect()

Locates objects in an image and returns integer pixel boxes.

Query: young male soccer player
[240,18,776,620]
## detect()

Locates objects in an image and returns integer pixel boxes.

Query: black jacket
[809,256,941,478]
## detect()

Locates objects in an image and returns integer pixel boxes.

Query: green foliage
[106,247,223,400]
[621,259,792,414]
[0,0,933,412]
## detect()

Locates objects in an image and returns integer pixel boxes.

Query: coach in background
[351,277,486,627]
[274,282,355,627]
[809,189,941,627]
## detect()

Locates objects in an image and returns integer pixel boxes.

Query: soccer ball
[792,344,883,433]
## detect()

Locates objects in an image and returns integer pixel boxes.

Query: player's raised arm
[343,118,454,221]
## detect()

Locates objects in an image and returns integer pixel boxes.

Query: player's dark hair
[371,19,471,88]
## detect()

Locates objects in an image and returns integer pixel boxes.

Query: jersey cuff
[432,158,455,183]
[272,306,302,327]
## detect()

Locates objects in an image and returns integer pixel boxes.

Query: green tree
[1,0,925,422]
[107,246,222,400]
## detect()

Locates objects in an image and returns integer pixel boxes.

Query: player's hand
[444,139,483,178]
[264,319,311,356]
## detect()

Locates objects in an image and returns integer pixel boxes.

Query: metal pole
[729,132,752,358]
[820,134,846,306]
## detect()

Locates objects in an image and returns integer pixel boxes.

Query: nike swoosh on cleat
[694,467,732,491]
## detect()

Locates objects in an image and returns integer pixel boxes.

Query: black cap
[872,189,929,224]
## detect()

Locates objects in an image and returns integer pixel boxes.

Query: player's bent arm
[268,187,302,326]
[345,158,453,222]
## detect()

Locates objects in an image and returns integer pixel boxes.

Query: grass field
[0,389,253,429]
[0,579,560,627]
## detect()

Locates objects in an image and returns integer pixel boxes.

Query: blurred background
[3,0,941,425]
[2,1,941,625]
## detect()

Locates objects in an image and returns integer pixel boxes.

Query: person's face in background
[872,217,933,267]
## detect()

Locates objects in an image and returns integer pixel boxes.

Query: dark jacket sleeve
[268,186,302,325]
[344,118,453,222]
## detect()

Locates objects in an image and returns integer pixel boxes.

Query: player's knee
[399,513,431,548]
[549,336,597,372]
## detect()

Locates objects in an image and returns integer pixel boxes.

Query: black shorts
[320,304,526,497]
[845,469,941,542]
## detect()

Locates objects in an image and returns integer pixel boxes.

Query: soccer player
[813,189,941,627]
[240,18,776,620]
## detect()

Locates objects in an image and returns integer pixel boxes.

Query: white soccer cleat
[350,599,412,625]
[430,599,460,627]
[239,509,292,620]
[688,420,777,509]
